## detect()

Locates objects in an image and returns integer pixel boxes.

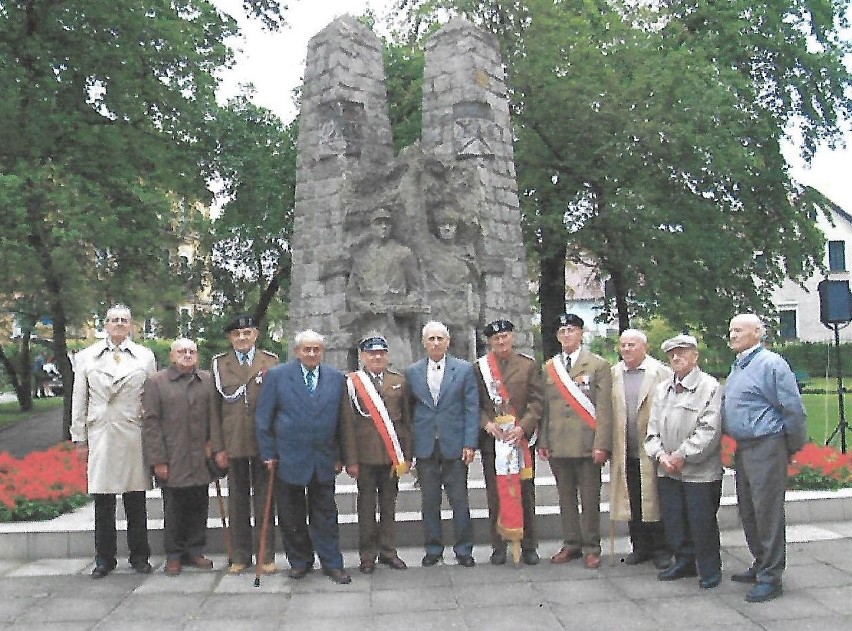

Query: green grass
[0,396,64,429]
[803,392,852,448]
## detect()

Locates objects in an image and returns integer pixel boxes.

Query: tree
[205,95,297,333]
[393,0,850,356]
[0,1,286,428]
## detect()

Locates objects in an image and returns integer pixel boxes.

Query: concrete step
[4,459,849,560]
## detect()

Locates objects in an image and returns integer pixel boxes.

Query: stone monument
[288,16,534,370]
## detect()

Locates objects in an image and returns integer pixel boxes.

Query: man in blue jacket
[723,314,806,603]
[256,329,357,584]
[405,321,479,567]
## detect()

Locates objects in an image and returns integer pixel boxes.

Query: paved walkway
[1,524,851,630]
[0,399,66,458]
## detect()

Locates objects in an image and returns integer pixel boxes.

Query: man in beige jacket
[610,329,672,569]
[71,304,157,579]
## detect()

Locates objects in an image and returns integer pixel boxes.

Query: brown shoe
[185,556,214,570]
[584,553,601,569]
[378,555,407,570]
[164,559,182,576]
[550,547,583,564]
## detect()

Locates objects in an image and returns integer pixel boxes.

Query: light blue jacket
[721,347,807,455]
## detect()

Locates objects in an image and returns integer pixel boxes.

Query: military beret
[359,335,389,352]
[483,319,514,338]
[557,313,584,328]
[223,313,257,333]
[661,334,698,353]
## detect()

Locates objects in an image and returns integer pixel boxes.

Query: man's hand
[215,451,229,470]
[335,460,343,474]
[346,464,360,479]
[504,426,524,445]
[263,459,278,471]
[485,421,505,441]
[462,447,476,465]
[592,449,609,466]
[658,453,684,475]
[154,463,169,481]
[537,447,551,460]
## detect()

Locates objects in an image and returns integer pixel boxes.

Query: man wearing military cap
[209,312,279,574]
[475,319,543,565]
[538,313,613,569]
[346,333,413,574]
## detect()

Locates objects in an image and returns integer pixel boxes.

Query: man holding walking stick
[256,330,357,584]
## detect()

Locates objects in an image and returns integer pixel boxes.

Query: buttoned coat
[539,348,613,458]
[347,370,413,466]
[141,365,214,488]
[209,348,278,458]
[475,352,543,452]
[70,339,157,493]
[405,355,479,459]
[609,356,672,522]
[256,359,357,486]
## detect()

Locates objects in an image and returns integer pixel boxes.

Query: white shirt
[428,358,444,402]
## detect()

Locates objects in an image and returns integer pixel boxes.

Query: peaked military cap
[359,335,389,352]
[483,319,514,338]
[557,313,584,328]
[223,313,257,333]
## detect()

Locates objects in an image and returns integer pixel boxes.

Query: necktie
[372,373,383,387]
[238,352,248,365]
[306,370,316,393]
[564,354,572,370]
[674,382,685,394]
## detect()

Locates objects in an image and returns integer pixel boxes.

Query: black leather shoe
[623,551,650,565]
[378,555,407,570]
[422,553,442,567]
[130,560,153,574]
[652,554,672,570]
[658,559,698,581]
[731,569,758,583]
[323,568,352,585]
[456,554,475,567]
[490,547,507,565]
[359,559,375,574]
[745,582,782,603]
[522,549,540,565]
[699,574,722,589]
[91,562,116,579]
[288,566,313,579]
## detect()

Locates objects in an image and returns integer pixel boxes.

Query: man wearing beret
[209,313,279,575]
[538,313,613,569]
[346,334,413,574]
[646,334,723,589]
[474,319,543,565]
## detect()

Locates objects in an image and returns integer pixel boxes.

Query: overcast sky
[213,0,852,211]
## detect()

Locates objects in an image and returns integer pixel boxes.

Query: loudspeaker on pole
[818,279,852,325]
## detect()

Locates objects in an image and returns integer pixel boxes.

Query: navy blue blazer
[405,354,480,459]
[256,359,354,486]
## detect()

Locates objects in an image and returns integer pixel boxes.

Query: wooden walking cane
[254,463,277,587]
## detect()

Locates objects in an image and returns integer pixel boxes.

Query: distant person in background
[71,304,157,579]
[32,352,46,399]
[142,338,215,576]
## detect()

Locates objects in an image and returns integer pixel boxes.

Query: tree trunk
[539,241,567,359]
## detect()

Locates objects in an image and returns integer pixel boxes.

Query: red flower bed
[722,438,852,490]
[0,442,89,521]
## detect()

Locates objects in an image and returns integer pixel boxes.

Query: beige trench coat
[609,355,672,522]
[70,339,157,494]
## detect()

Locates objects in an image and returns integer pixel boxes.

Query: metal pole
[834,323,847,454]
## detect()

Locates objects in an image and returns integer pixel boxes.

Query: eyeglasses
[174,348,198,355]
[108,317,130,324]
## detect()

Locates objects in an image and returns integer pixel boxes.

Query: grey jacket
[645,367,723,483]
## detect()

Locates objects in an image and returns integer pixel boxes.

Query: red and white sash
[545,356,597,430]
[347,371,408,476]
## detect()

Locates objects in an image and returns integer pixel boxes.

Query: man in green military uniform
[209,313,278,575]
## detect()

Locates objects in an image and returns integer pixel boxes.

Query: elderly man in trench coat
[71,304,157,578]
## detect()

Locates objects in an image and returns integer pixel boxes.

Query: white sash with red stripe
[545,356,597,430]
[347,371,406,473]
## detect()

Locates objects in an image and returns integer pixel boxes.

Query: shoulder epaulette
[386,368,401,375]
[259,349,278,358]
[518,352,536,362]
[212,351,229,359]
